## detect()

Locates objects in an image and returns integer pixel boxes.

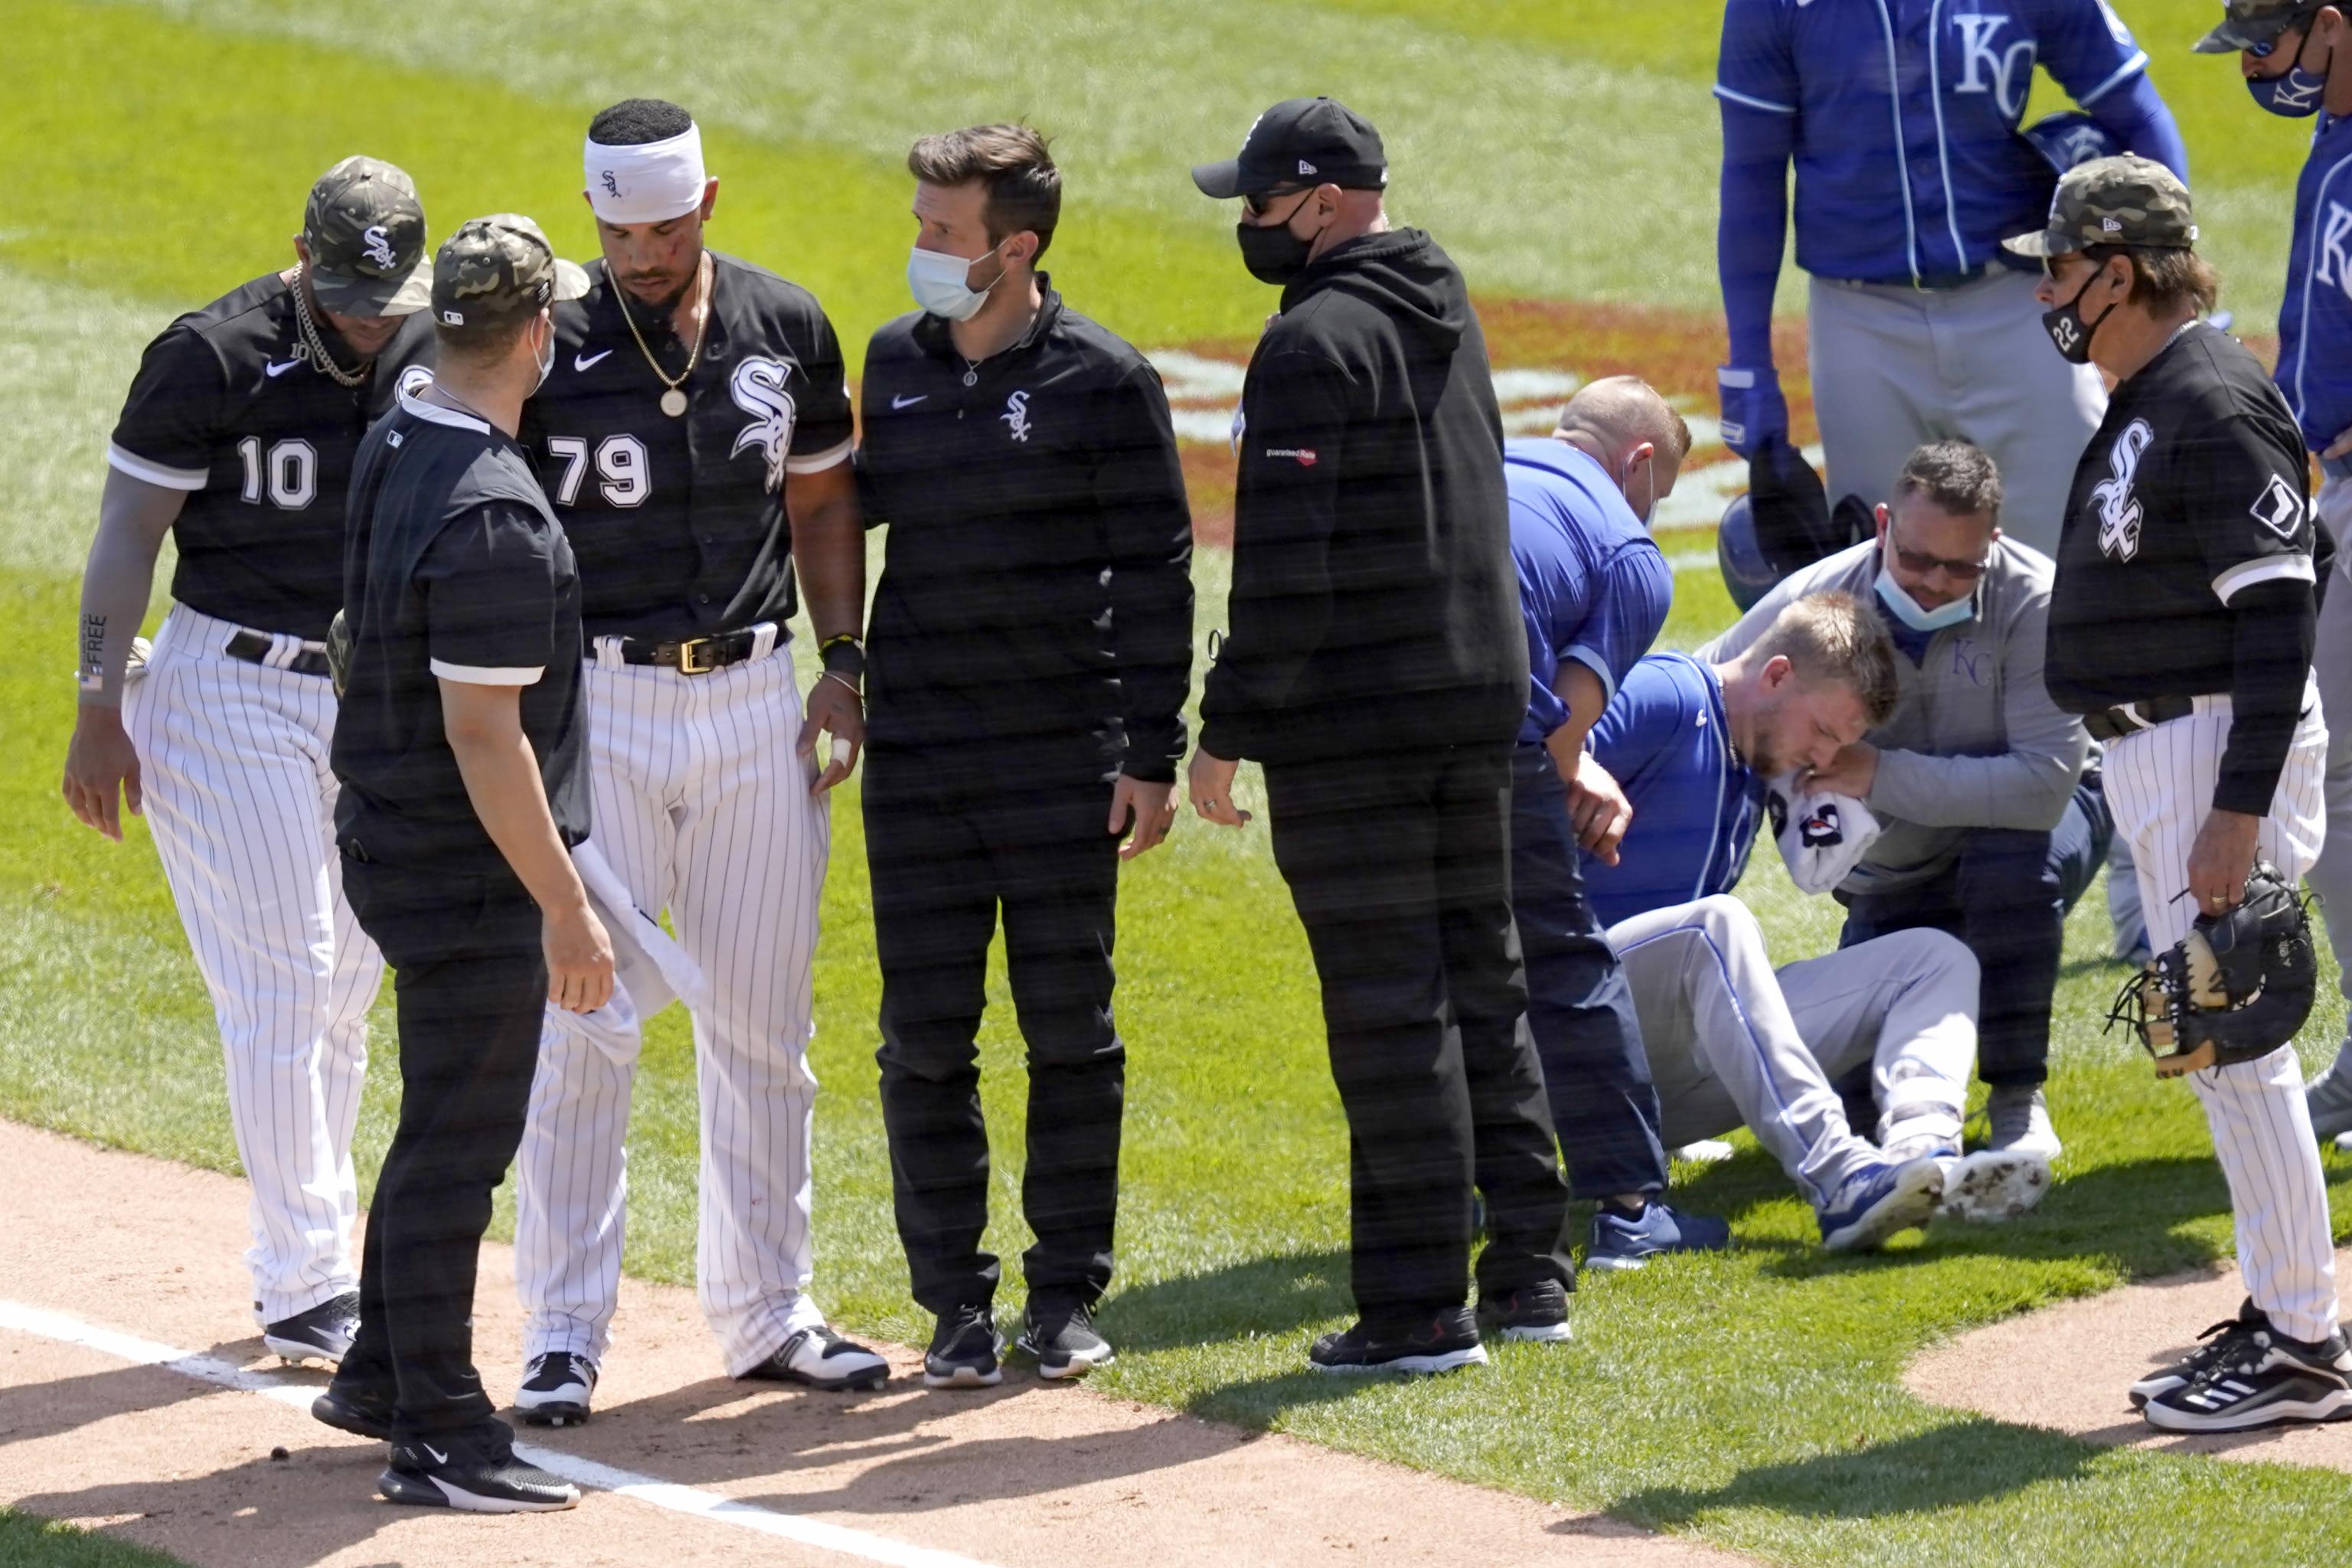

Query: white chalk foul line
[0,1298,1001,1568]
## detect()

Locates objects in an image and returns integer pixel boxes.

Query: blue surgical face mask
[2249,64,2330,116]
[1873,557,1975,632]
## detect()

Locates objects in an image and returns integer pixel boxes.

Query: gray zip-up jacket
[1697,537,2088,895]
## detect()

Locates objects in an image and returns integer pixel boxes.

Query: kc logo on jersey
[727,358,799,494]
[1952,13,2037,120]
[1001,390,1033,443]
[2093,418,2154,562]
[2316,201,2352,305]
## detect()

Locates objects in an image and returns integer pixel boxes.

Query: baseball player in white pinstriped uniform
[60,158,434,1367]
[2018,157,2349,1432]
[505,99,884,1423]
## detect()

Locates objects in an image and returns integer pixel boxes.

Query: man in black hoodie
[1190,98,1576,1374]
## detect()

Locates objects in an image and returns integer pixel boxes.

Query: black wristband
[820,636,865,681]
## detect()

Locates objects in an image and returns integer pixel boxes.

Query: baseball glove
[2105,863,2318,1078]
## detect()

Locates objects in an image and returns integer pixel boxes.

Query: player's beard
[617,256,698,339]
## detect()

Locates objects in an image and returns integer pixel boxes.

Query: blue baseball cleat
[1583,1200,1733,1272]
[1817,1156,1946,1252]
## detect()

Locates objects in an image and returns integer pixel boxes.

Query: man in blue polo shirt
[1505,376,1726,1270]
[1715,0,2188,556]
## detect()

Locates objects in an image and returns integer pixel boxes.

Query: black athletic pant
[864,749,1124,1318]
[1263,742,1574,1318]
[333,854,545,1442]
[1507,743,1668,1200]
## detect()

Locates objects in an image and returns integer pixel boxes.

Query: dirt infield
[1907,1250,2352,1472]
[0,1120,1748,1568]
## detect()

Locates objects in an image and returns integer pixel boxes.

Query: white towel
[1764,773,1882,896]
[570,838,711,1018]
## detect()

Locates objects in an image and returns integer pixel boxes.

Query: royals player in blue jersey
[1579,592,1897,929]
[2202,1,2352,1143]
[1503,376,1730,1269]
[1716,0,2189,557]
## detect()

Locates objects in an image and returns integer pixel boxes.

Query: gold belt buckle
[675,635,718,675]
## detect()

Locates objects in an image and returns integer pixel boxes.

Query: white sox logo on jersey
[2253,474,2306,540]
[1001,390,1033,443]
[2093,418,2154,562]
[727,358,798,494]
[1953,14,2037,120]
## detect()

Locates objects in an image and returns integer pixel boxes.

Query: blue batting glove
[1717,366,1787,459]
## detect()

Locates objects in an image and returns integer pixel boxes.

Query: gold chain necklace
[289,265,368,389]
[609,253,710,417]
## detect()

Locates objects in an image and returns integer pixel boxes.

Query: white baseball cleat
[1934,1148,2052,1224]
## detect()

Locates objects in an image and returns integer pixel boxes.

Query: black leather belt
[224,627,332,679]
[2084,695,2195,743]
[612,627,769,675]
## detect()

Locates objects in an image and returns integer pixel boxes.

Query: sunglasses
[1243,186,1314,220]
[1889,541,1991,581]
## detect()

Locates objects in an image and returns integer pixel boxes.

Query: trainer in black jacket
[1190,98,1573,1375]
[855,125,1193,1385]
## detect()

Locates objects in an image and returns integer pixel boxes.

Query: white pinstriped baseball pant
[514,642,833,1377]
[124,606,381,1325]
[2105,691,2336,1344]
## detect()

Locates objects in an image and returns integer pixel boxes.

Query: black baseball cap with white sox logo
[1192,97,1389,199]
[299,155,433,317]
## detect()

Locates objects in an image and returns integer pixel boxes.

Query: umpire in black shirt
[858,126,1194,1387]
[1190,99,1573,1374]
[322,215,606,1512]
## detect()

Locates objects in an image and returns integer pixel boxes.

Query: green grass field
[8,4,2352,1566]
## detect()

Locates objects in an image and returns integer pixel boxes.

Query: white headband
[584,123,707,224]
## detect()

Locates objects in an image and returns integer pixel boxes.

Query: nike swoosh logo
[264,358,303,377]
[891,394,927,409]
[574,349,613,371]
[423,1444,448,1465]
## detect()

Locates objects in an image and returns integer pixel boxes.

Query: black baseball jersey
[333,389,588,869]
[857,286,1195,779]
[2044,322,2317,713]
[519,253,854,642]
[107,273,433,642]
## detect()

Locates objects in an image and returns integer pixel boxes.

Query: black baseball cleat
[1017,1295,1116,1380]
[740,1325,890,1392]
[378,1424,579,1513]
[2141,1323,2352,1432]
[924,1304,1005,1389]
[1475,1279,1573,1344]
[514,1351,598,1426]
[1309,1306,1489,1375]
[263,1291,361,1366]
[311,1383,393,1442]
[2128,1298,2266,1410]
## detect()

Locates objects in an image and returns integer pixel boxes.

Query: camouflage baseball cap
[430,214,590,329]
[300,155,432,317]
[2192,0,2324,54]
[2001,154,2198,259]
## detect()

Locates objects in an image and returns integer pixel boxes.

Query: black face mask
[2040,265,2121,365]
[1236,190,1321,286]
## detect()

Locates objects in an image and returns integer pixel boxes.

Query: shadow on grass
[1749,1155,2235,1283]
[1620,1419,2100,1524]
[1107,1247,1352,1354]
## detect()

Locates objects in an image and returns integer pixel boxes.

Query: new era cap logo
[2102,217,2122,231]
[1298,159,1318,175]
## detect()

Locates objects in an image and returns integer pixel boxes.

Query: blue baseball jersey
[1504,436,1673,746]
[1580,652,1766,929]
[1717,0,2154,286]
[2276,113,2352,457]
